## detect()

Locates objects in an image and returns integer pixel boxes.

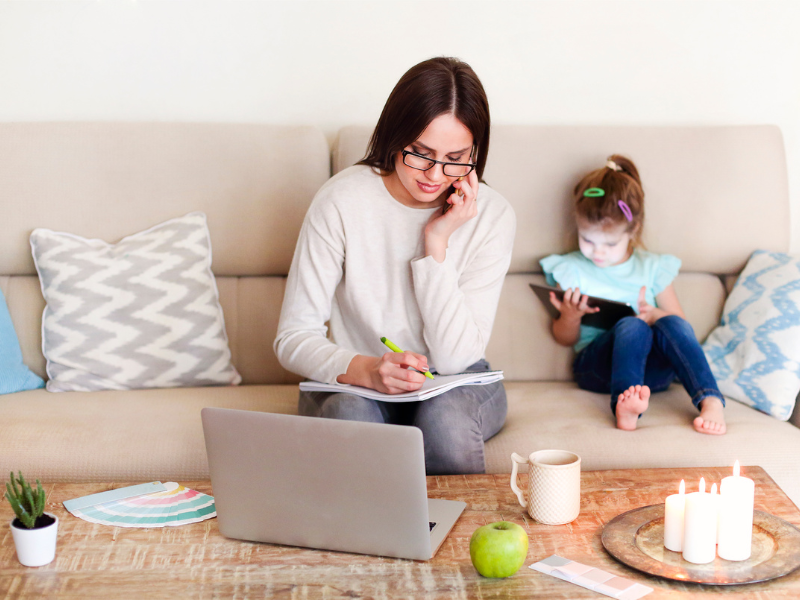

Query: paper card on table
[530,555,652,599]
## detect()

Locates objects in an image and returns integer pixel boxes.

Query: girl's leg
[573,317,655,430]
[412,360,507,475]
[651,315,727,435]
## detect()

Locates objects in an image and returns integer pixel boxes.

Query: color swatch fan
[66,482,216,528]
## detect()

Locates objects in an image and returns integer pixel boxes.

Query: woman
[274,57,516,474]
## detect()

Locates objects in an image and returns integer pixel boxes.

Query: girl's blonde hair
[573,154,644,247]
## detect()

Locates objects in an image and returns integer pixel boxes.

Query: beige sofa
[2,122,799,507]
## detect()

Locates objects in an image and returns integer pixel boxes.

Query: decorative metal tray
[601,504,800,585]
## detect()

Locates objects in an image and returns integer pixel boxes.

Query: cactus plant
[5,471,46,529]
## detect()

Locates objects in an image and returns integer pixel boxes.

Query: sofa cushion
[30,213,241,392]
[703,250,800,420]
[0,385,299,483]
[0,287,44,394]
[334,125,790,275]
[486,382,800,508]
[486,273,726,382]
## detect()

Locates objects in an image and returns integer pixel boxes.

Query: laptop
[201,408,466,560]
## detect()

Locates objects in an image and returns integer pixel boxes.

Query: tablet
[529,283,636,330]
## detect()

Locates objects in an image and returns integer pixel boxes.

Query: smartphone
[441,176,464,215]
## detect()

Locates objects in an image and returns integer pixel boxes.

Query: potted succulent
[5,471,58,567]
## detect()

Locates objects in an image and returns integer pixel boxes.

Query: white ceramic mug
[510,450,581,525]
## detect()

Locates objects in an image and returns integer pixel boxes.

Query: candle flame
[734,460,740,477]
[679,479,685,495]
[711,483,717,495]
[699,477,706,493]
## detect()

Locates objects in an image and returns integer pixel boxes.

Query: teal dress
[540,249,681,352]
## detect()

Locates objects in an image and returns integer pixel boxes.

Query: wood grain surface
[1,467,799,599]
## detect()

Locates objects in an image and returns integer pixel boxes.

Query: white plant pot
[9,513,58,567]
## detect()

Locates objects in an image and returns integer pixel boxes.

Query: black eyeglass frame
[401,150,477,177]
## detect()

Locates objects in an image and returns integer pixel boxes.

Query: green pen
[380,337,435,379]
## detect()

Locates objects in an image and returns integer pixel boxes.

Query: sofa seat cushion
[0,385,299,483]
[487,382,800,508]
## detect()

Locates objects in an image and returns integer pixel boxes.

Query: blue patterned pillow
[703,250,800,420]
[0,287,45,394]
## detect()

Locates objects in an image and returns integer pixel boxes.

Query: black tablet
[529,283,636,330]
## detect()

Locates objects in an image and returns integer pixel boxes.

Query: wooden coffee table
[1,466,799,598]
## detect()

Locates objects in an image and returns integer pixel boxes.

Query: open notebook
[299,370,504,402]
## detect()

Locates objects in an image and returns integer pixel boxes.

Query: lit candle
[664,479,685,552]
[710,483,720,544]
[682,477,717,564]
[718,461,755,561]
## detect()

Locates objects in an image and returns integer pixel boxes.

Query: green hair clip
[583,187,605,197]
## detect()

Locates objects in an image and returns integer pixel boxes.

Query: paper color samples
[663,480,685,552]
[531,555,653,599]
[718,462,755,561]
[682,478,716,564]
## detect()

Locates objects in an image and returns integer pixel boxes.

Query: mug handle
[510,452,528,508]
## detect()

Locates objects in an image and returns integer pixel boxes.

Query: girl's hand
[550,287,600,322]
[636,286,667,325]
[337,352,428,394]
[424,169,480,262]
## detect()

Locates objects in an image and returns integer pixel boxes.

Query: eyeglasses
[401,150,476,177]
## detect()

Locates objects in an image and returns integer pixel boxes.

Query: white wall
[2,0,799,250]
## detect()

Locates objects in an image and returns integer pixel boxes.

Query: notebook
[201,408,467,560]
[299,370,504,402]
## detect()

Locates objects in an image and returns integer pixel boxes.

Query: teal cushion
[0,288,45,394]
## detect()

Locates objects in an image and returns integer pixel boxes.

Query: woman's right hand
[549,287,600,322]
[337,352,428,394]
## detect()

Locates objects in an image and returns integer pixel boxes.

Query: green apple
[469,521,529,578]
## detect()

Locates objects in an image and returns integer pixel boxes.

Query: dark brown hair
[573,154,645,246]
[358,57,490,178]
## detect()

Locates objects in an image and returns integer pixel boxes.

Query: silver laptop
[201,408,466,560]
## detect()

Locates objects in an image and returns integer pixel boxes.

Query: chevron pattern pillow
[30,213,241,392]
[703,250,800,420]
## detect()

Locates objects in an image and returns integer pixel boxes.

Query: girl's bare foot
[616,385,650,431]
[693,396,726,435]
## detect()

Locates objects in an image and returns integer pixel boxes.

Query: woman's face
[385,113,474,208]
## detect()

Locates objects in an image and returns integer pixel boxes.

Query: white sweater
[274,165,516,383]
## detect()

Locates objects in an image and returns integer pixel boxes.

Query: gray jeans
[298,359,507,475]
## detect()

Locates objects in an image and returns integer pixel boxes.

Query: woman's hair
[358,57,490,179]
[573,154,645,246]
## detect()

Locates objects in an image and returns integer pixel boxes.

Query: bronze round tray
[601,504,800,585]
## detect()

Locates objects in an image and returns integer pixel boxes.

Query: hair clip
[606,159,622,172]
[583,188,605,197]
[618,200,633,222]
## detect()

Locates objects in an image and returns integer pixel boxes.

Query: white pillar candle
[664,479,685,552]
[710,482,720,544]
[682,477,717,564]
[718,461,755,561]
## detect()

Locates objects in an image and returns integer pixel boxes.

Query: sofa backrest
[334,125,790,380]
[0,123,329,385]
[0,123,791,385]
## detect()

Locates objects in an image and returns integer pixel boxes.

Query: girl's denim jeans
[572,315,725,416]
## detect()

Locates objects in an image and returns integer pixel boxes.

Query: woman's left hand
[423,169,479,262]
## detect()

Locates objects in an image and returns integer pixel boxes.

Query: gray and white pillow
[30,212,241,392]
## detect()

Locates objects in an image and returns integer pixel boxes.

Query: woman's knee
[308,392,384,423]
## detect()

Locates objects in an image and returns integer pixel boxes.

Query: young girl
[540,155,726,435]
